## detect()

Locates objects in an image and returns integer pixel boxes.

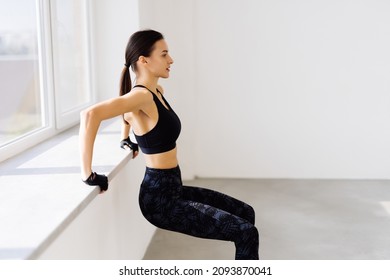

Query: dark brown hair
[119,30,164,124]
[119,29,164,97]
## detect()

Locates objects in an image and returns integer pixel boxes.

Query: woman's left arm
[120,122,139,158]
[121,122,130,140]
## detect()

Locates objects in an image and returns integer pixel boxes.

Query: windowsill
[0,118,132,259]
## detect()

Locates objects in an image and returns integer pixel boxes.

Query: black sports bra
[133,85,181,154]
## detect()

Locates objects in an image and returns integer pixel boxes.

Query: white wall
[139,0,390,179]
[92,0,139,102]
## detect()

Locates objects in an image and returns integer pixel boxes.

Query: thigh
[159,197,254,242]
[182,185,256,225]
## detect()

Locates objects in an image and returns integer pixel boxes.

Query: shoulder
[120,87,154,109]
[128,87,153,100]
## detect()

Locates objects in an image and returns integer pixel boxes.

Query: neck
[135,74,159,91]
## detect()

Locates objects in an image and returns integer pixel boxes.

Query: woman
[79,29,259,260]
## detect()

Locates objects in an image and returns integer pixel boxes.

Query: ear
[138,56,148,64]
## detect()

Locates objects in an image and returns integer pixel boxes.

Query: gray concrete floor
[143,178,390,260]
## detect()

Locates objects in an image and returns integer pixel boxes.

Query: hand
[82,172,108,193]
[120,136,139,158]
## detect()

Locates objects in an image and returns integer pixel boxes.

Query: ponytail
[119,65,131,124]
[120,29,164,124]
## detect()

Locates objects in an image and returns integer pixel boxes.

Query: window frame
[50,0,95,130]
[0,0,95,162]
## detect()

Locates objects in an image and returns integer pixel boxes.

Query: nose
[168,55,174,64]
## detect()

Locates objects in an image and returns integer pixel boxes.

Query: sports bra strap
[133,84,168,108]
[133,84,146,89]
[133,84,157,94]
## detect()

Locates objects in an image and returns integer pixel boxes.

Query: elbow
[80,108,89,124]
[80,108,90,120]
[80,107,98,124]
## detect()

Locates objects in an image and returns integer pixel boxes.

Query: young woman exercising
[79,29,259,260]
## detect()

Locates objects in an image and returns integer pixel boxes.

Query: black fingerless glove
[83,172,108,192]
[120,136,138,152]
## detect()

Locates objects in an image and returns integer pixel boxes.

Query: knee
[246,205,256,225]
[248,225,259,240]
[238,224,259,244]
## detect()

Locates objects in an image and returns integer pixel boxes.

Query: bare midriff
[143,147,179,169]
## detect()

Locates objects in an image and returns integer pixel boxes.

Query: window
[50,0,93,129]
[0,0,44,147]
[0,0,94,161]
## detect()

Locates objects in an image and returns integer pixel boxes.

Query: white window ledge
[0,118,133,259]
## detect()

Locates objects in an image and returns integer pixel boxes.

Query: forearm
[121,121,130,140]
[79,109,101,180]
[119,120,139,158]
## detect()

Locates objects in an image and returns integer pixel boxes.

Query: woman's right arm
[79,108,100,180]
[79,90,151,181]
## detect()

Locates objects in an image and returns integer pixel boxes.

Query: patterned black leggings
[139,166,259,260]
